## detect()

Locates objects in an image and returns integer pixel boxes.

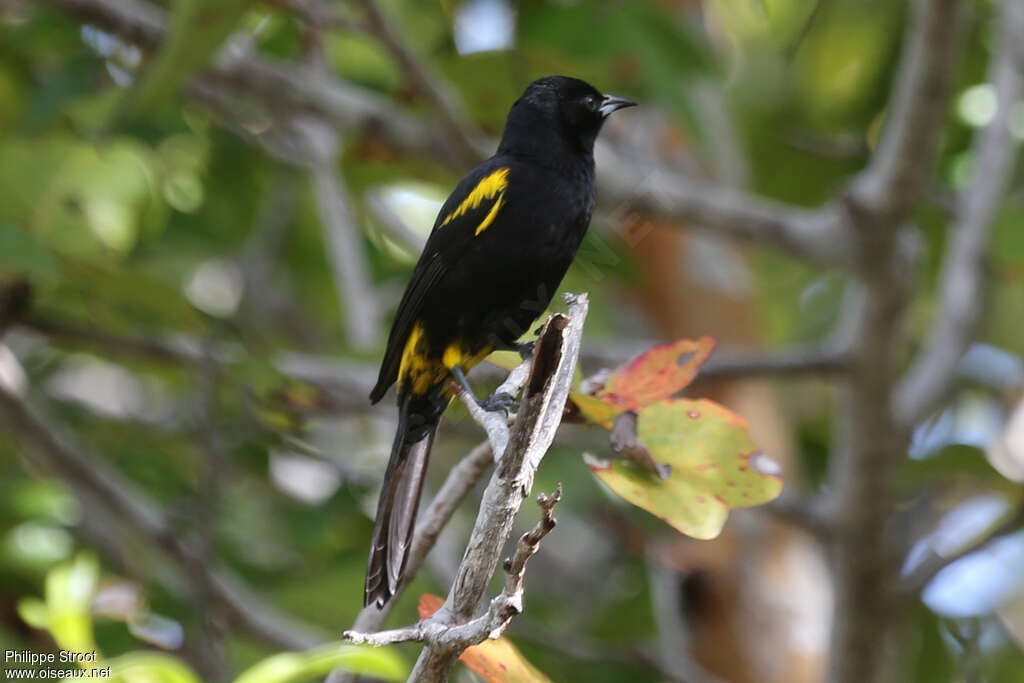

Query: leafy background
[1,0,1023,681]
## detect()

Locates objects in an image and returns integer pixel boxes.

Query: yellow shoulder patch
[440,167,509,236]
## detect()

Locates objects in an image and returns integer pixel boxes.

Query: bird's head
[499,76,636,159]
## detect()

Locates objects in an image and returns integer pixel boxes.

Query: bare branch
[399,294,587,682]
[454,357,533,459]
[18,314,213,366]
[344,485,563,651]
[697,346,851,380]
[895,0,1024,426]
[15,313,378,414]
[578,341,851,381]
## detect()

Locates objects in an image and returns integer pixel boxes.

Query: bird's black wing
[370,159,513,402]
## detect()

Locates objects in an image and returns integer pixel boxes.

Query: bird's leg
[450,365,517,413]
[494,339,536,360]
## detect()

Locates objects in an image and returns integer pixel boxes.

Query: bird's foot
[478,391,517,413]
[514,340,536,360]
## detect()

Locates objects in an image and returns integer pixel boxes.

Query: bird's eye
[583,95,599,110]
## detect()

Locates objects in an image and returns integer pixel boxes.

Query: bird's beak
[599,94,637,118]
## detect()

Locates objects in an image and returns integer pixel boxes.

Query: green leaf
[44,553,100,656]
[16,597,49,629]
[0,224,58,279]
[0,136,167,255]
[113,0,249,124]
[586,399,783,539]
[232,644,407,683]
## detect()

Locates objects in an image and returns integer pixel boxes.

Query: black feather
[364,75,634,608]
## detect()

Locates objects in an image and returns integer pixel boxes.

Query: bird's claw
[478,391,517,413]
[515,341,536,360]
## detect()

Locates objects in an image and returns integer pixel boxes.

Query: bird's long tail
[365,396,436,608]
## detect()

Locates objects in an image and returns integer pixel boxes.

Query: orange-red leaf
[596,337,715,412]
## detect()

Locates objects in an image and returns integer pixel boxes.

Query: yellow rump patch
[440,167,509,236]
[399,323,496,396]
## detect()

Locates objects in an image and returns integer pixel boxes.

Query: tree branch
[391,294,587,682]
[352,0,481,167]
[596,160,851,267]
[0,386,328,651]
[894,0,1024,426]
[454,357,533,459]
[847,0,965,219]
[828,1,968,681]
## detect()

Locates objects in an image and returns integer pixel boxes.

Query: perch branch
[343,440,494,639]
[454,357,533,460]
[344,485,563,650]
[389,294,587,682]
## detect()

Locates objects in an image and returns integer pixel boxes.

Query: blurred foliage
[14,555,406,682]
[1,0,1023,681]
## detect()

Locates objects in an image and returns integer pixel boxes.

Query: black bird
[365,76,635,608]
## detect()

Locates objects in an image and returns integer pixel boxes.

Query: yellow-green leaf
[586,399,782,539]
[44,553,100,657]
[107,653,201,683]
[233,643,406,683]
